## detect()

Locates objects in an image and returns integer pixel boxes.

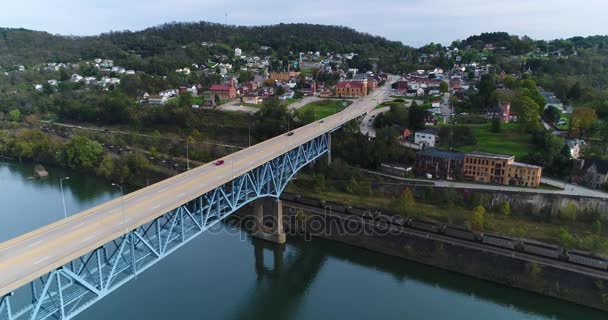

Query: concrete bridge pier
[252,198,286,244]
[327,134,332,166]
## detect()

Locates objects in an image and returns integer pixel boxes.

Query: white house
[47,79,59,86]
[71,74,83,82]
[414,128,438,148]
[235,48,242,57]
[567,139,584,159]
[34,84,43,91]
[431,101,441,108]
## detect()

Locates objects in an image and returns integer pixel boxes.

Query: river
[0,162,605,319]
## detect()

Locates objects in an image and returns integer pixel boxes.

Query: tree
[439,81,448,93]
[558,228,576,249]
[570,107,598,138]
[543,105,561,123]
[470,205,486,230]
[568,82,582,101]
[61,135,103,169]
[516,96,541,131]
[559,202,577,222]
[8,109,21,122]
[500,201,511,216]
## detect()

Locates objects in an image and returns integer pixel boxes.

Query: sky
[2,0,607,47]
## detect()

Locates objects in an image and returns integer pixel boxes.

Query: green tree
[96,155,115,179]
[61,135,103,169]
[559,202,577,222]
[500,201,511,216]
[470,205,486,230]
[570,107,598,138]
[8,109,21,122]
[439,81,448,93]
[557,228,576,249]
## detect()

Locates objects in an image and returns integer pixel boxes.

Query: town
[0,18,608,320]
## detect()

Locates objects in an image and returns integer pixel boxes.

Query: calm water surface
[0,162,605,319]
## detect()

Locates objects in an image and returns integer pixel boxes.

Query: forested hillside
[0,22,411,72]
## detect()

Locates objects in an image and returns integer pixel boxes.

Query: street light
[111,183,125,227]
[59,177,70,219]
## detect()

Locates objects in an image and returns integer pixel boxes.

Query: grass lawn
[457,123,532,158]
[296,100,352,119]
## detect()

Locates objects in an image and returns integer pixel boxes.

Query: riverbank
[236,198,608,312]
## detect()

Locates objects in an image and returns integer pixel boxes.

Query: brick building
[335,81,367,98]
[210,84,237,100]
[269,71,301,82]
[463,151,542,187]
[415,148,464,180]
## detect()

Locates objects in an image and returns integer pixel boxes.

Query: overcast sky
[2,0,607,47]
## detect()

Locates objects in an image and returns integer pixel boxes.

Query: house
[148,95,169,106]
[279,91,295,100]
[336,81,367,98]
[415,148,464,180]
[210,84,237,100]
[34,84,43,91]
[431,101,441,108]
[566,139,584,159]
[414,128,438,148]
[242,95,263,105]
[573,159,608,189]
[301,80,317,95]
[70,74,83,82]
[485,102,512,123]
[48,79,59,86]
[235,48,242,57]
[269,72,300,82]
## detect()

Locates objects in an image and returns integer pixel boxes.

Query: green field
[457,123,532,158]
[297,100,352,119]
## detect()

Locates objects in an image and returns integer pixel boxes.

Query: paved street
[359,107,389,137]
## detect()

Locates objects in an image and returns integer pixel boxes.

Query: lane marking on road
[109,208,119,214]
[152,204,161,210]
[178,192,185,198]
[27,240,43,248]
[82,235,96,243]
[34,257,50,265]
[71,222,86,230]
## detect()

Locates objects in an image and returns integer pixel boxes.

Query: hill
[0,22,412,72]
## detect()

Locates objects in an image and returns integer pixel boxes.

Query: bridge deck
[0,82,392,297]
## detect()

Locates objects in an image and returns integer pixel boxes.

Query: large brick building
[415,148,464,180]
[335,81,367,98]
[463,151,542,187]
[269,71,301,82]
[210,84,237,100]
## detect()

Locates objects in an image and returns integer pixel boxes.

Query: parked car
[287,132,294,136]
[215,160,225,166]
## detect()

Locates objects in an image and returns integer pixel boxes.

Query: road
[0,77,396,297]
[219,95,325,113]
[359,107,389,138]
[362,169,608,199]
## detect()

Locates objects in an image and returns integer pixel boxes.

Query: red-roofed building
[210,84,236,100]
[336,81,367,98]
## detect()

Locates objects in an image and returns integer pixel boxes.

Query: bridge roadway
[0,79,394,297]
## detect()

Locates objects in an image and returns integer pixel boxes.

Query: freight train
[282,193,608,271]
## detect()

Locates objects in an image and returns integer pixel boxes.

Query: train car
[296,195,321,208]
[567,250,608,270]
[444,225,479,241]
[481,233,519,250]
[281,193,297,202]
[345,206,368,216]
[521,240,561,259]
[321,201,347,214]
[409,219,440,233]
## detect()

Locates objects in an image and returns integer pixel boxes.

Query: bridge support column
[327,133,332,166]
[252,198,286,244]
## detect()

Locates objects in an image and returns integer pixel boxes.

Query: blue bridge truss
[0,133,331,320]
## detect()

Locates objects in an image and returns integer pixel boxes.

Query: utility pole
[59,177,70,219]
[112,183,125,229]
[186,142,190,171]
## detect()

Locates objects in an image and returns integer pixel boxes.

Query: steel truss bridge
[0,79,392,320]
[0,133,330,320]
